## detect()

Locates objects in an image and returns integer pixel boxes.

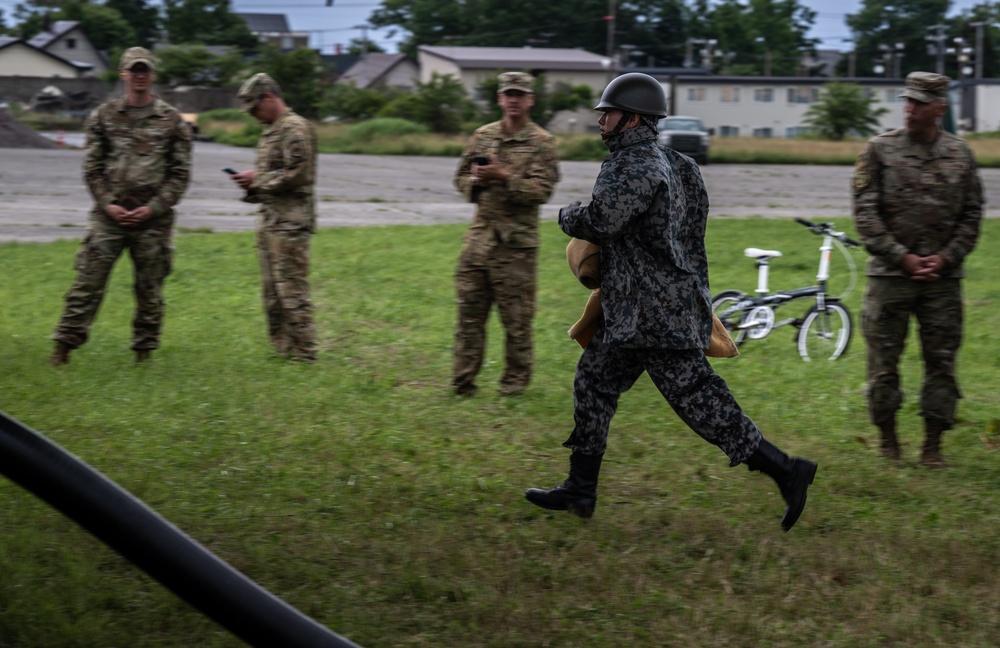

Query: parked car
[657,116,712,165]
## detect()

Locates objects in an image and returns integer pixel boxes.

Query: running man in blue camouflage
[452,71,560,396]
[525,74,816,531]
[49,47,192,366]
[230,73,319,362]
[852,72,983,467]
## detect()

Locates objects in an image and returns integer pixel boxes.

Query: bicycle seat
[744,247,782,259]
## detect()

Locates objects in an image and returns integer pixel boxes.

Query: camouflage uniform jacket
[454,119,559,248]
[852,128,983,278]
[83,95,192,221]
[245,110,317,232]
[559,123,713,350]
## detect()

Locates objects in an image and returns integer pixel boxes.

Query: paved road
[2,142,997,243]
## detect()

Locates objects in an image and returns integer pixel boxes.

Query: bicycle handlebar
[794,217,861,247]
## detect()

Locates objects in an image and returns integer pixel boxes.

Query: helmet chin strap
[602,110,637,141]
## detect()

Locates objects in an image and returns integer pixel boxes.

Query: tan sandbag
[568,289,603,349]
[705,314,739,358]
[566,237,601,290]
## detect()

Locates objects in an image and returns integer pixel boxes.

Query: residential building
[26,20,107,76]
[0,36,94,78]
[237,13,309,51]
[337,53,419,90]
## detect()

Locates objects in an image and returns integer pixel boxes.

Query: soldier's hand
[474,154,508,184]
[903,253,942,282]
[105,203,129,224]
[232,170,255,190]
[119,206,153,227]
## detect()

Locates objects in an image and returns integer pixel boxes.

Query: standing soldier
[452,71,560,396]
[230,73,319,362]
[852,72,983,466]
[49,47,192,366]
[524,73,816,531]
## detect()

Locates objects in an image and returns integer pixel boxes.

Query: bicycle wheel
[711,290,748,346]
[797,301,852,361]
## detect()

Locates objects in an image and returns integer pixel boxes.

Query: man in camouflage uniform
[852,71,983,467]
[230,73,318,362]
[49,47,192,366]
[525,73,817,531]
[452,71,560,396]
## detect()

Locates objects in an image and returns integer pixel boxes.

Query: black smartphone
[222,167,238,175]
[472,156,489,166]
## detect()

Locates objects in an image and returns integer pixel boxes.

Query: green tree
[12,1,138,53]
[162,0,257,54]
[253,45,325,119]
[801,82,889,140]
[377,72,476,133]
[701,0,818,76]
[106,0,160,48]
[845,0,949,78]
[319,82,397,121]
[154,44,245,87]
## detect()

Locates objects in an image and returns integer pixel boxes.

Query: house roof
[237,13,292,33]
[418,46,610,72]
[27,20,80,49]
[338,53,413,88]
[0,37,92,71]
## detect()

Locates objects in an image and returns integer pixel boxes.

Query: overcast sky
[0,0,984,55]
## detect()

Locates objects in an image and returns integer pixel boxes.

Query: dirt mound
[0,110,60,149]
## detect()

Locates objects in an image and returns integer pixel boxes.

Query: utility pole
[971,21,986,78]
[926,24,947,74]
[605,0,617,81]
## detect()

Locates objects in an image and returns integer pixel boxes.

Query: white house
[0,36,93,78]
[26,20,107,76]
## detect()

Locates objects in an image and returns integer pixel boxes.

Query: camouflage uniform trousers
[563,331,763,465]
[453,244,537,394]
[53,218,173,351]
[861,276,963,429]
[257,226,317,361]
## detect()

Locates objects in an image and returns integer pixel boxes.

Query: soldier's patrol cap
[119,47,156,71]
[899,71,950,103]
[498,71,535,94]
[237,72,280,112]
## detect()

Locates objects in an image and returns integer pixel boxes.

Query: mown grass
[2,218,999,647]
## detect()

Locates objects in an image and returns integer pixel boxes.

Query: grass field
[1,217,999,647]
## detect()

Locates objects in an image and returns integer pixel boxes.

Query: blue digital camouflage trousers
[52,218,173,351]
[563,331,762,465]
[861,276,963,428]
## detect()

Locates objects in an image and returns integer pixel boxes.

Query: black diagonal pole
[0,410,362,648]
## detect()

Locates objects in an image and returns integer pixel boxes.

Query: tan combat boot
[48,341,72,366]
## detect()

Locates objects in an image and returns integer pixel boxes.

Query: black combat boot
[920,421,948,468]
[48,341,72,366]
[525,452,603,519]
[878,419,901,462]
[745,439,817,532]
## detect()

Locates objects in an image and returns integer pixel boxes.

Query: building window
[687,87,706,102]
[786,126,810,138]
[720,86,740,103]
[787,86,817,104]
[719,125,740,137]
[754,88,774,102]
[753,127,773,138]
